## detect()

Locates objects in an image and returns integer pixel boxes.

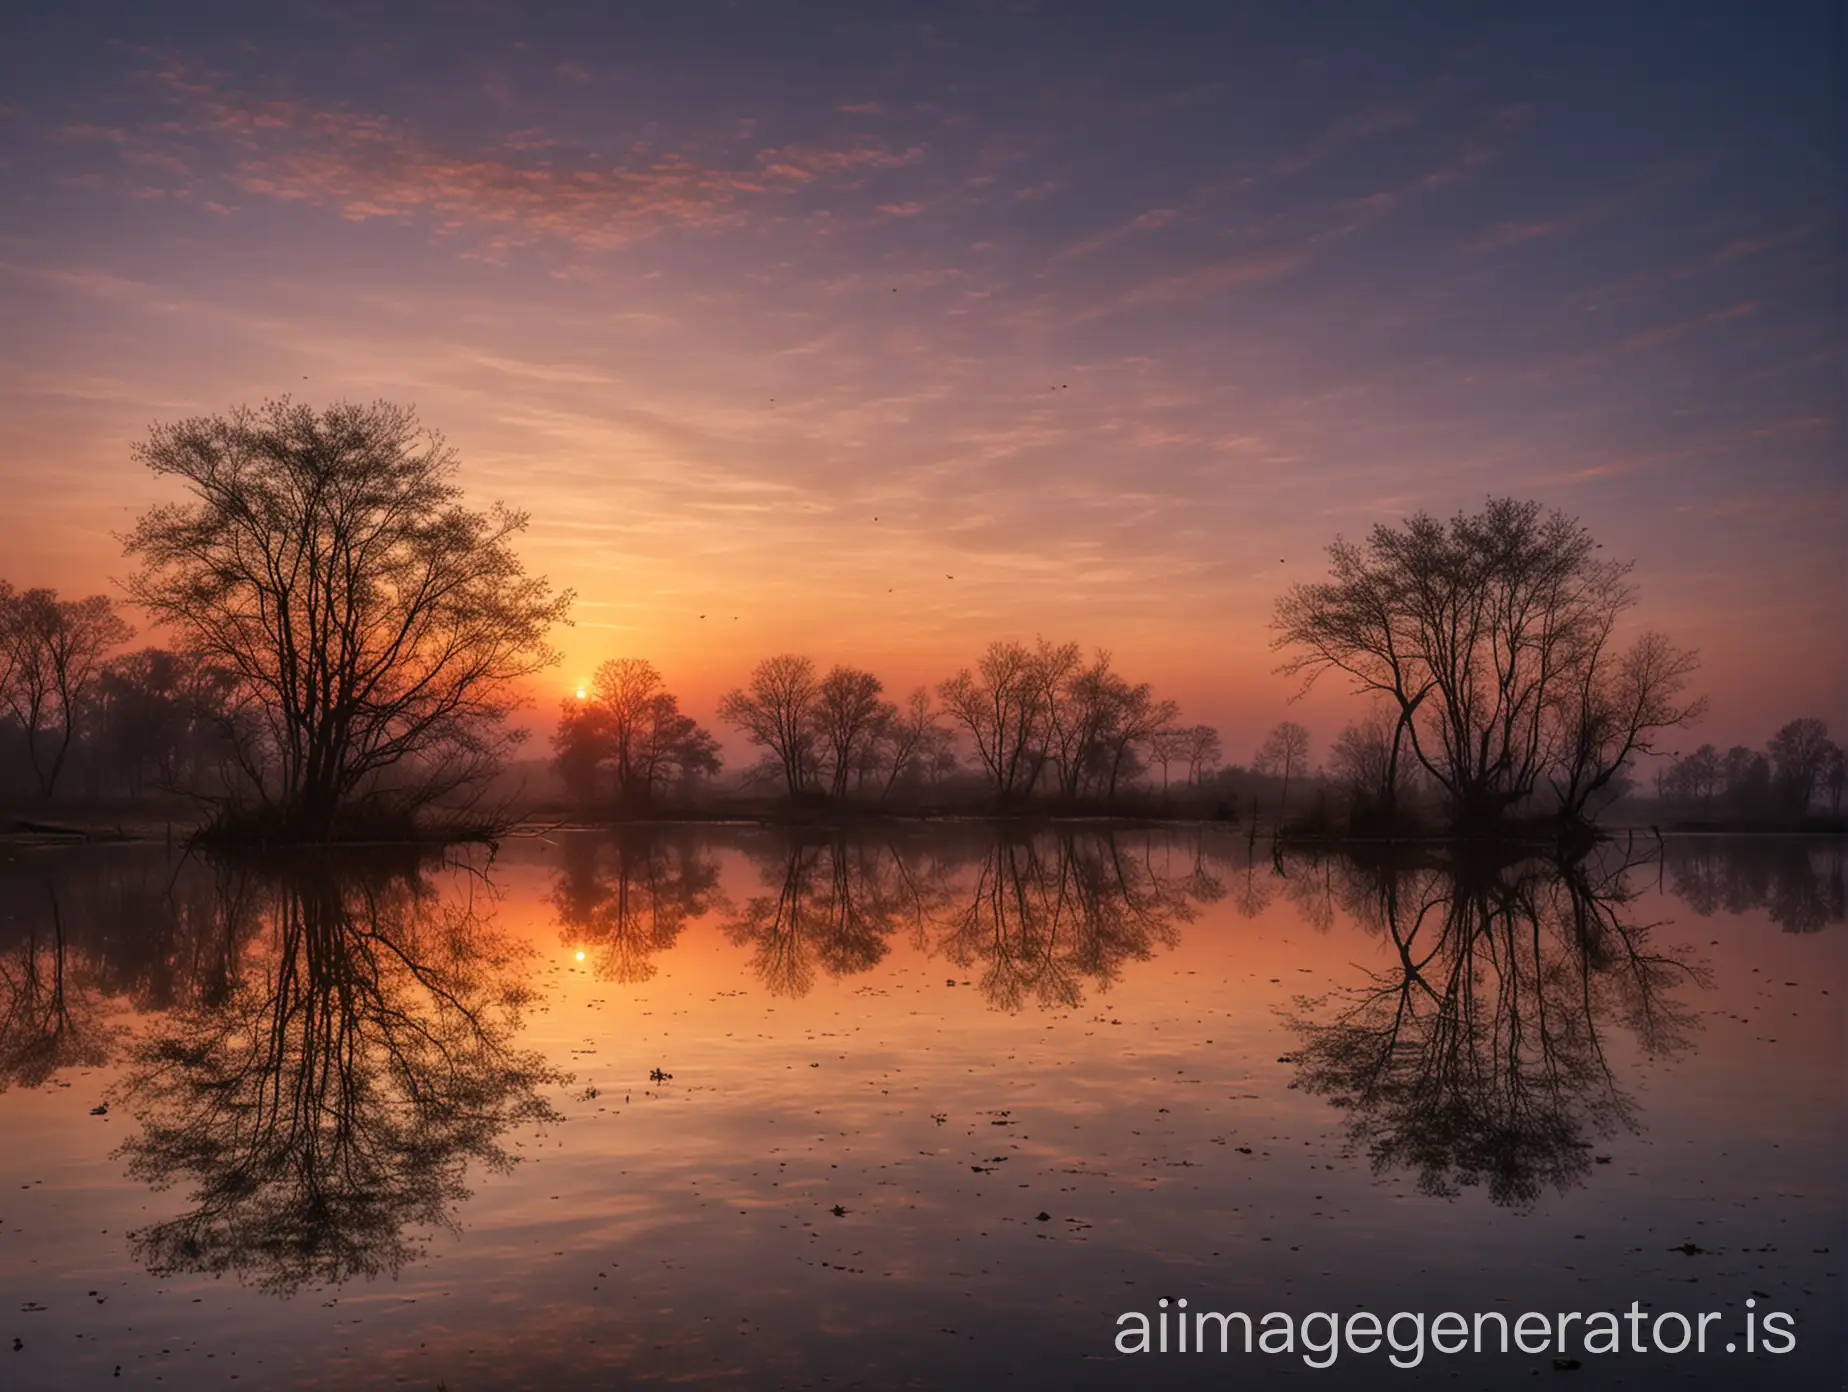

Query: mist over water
[0,829,1841,1387]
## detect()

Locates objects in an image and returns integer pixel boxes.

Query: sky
[0,0,1841,761]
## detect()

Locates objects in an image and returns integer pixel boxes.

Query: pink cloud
[130,74,928,253]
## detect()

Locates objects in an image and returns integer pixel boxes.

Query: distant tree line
[1655,719,1845,821]
[552,642,1229,813]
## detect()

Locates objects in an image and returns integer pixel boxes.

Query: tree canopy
[1273,497,1704,829]
[122,399,571,839]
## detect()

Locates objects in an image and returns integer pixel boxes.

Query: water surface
[1,830,1841,1388]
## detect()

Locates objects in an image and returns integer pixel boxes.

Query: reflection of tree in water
[1198,837,1278,920]
[1284,850,1709,1208]
[719,829,1216,1010]
[724,836,946,997]
[1665,837,1845,934]
[0,852,247,1092]
[552,829,724,983]
[115,857,562,1294]
[0,888,114,1090]
[937,831,1212,1012]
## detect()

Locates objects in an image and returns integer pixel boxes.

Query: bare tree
[1274,497,1705,828]
[1329,705,1397,812]
[1668,744,1723,816]
[586,659,667,801]
[1098,681,1179,799]
[0,588,134,796]
[814,665,888,800]
[718,654,821,797]
[1041,647,1110,799]
[877,687,943,801]
[0,582,16,725]
[1549,629,1706,821]
[551,696,605,801]
[122,399,570,839]
[938,638,1070,804]
[636,694,722,799]
[1767,718,1833,813]
[1150,727,1189,791]
[1183,724,1223,785]
[1254,720,1311,823]
[95,648,242,800]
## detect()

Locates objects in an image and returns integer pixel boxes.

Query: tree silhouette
[814,665,890,800]
[1273,498,1704,829]
[719,654,823,798]
[1720,744,1772,815]
[0,587,134,796]
[1661,743,1723,816]
[1183,724,1223,786]
[554,659,720,809]
[1254,720,1311,823]
[874,687,951,802]
[1767,717,1833,813]
[938,639,1069,804]
[122,399,571,840]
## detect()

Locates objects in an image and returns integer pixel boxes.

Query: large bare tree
[1273,498,1703,828]
[121,399,571,839]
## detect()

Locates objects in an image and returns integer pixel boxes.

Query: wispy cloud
[1620,299,1760,353]
[73,70,932,255]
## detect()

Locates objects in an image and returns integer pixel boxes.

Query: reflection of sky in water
[0,832,1840,1388]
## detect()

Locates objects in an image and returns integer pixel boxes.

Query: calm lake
[1,829,1842,1389]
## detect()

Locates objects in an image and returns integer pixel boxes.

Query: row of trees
[0,583,251,805]
[1656,718,1846,819]
[4,398,1825,841]
[553,644,1229,810]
